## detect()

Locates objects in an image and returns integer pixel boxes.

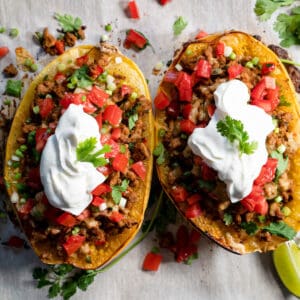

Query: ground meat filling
[158,41,297,240]
[10,51,151,260]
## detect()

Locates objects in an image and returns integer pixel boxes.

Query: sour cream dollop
[188,80,274,203]
[40,104,106,215]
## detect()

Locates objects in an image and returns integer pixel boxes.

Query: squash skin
[155,31,300,254]
[4,44,154,269]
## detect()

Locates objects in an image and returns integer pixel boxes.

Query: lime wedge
[273,240,300,297]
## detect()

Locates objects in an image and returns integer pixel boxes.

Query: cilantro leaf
[153,142,166,165]
[263,221,296,239]
[241,222,259,235]
[173,16,188,36]
[223,212,233,226]
[76,137,110,167]
[68,65,92,89]
[61,281,77,300]
[216,116,258,155]
[55,13,82,32]
[254,0,295,21]
[270,149,288,179]
[128,113,138,130]
[112,179,129,204]
[48,282,60,298]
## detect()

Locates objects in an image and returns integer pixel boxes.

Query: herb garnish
[270,149,288,179]
[263,221,296,240]
[54,13,82,33]
[241,222,259,235]
[128,113,138,130]
[223,213,233,226]
[76,137,110,167]
[153,142,166,165]
[216,116,258,155]
[67,65,92,89]
[5,79,22,97]
[173,16,188,36]
[112,179,129,204]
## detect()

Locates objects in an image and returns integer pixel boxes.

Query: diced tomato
[91,196,105,206]
[261,62,276,75]
[35,128,50,152]
[92,183,112,196]
[176,225,189,249]
[182,104,192,119]
[103,104,123,126]
[124,29,147,49]
[63,235,85,256]
[109,211,124,222]
[76,54,89,67]
[4,236,25,248]
[201,162,217,181]
[56,212,77,227]
[166,100,180,118]
[0,46,9,58]
[112,153,129,173]
[127,0,140,19]
[94,113,102,129]
[60,93,96,114]
[251,79,266,101]
[104,139,120,158]
[176,244,197,263]
[193,155,203,166]
[94,239,106,246]
[163,70,179,83]
[54,72,66,84]
[89,65,103,78]
[18,198,34,215]
[142,252,163,271]
[207,103,216,117]
[254,158,278,186]
[196,59,211,79]
[159,0,170,5]
[215,42,225,57]
[241,185,268,215]
[263,76,276,90]
[76,209,90,221]
[170,185,188,202]
[111,128,121,141]
[131,161,146,180]
[254,200,269,215]
[189,229,201,244]
[55,40,65,54]
[195,30,208,39]
[154,91,171,110]
[265,87,280,111]
[27,167,42,190]
[180,119,196,134]
[187,194,202,205]
[97,165,113,177]
[228,64,243,80]
[251,98,272,113]
[87,86,109,107]
[120,85,132,98]
[38,98,54,119]
[185,203,202,219]
[174,71,193,102]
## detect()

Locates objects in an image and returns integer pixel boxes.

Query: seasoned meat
[64,32,77,47]
[2,63,18,77]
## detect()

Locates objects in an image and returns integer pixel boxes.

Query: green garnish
[270,149,288,179]
[153,142,166,165]
[241,222,259,235]
[9,28,19,38]
[68,65,92,89]
[280,58,300,68]
[279,95,291,106]
[32,106,40,114]
[54,13,82,32]
[216,116,258,155]
[105,23,112,32]
[263,221,296,239]
[254,0,295,21]
[223,213,233,226]
[5,79,22,97]
[112,179,129,204]
[76,137,110,167]
[173,16,188,36]
[0,27,5,33]
[128,113,138,130]
[274,7,300,47]
[3,99,11,105]
[198,179,215,191]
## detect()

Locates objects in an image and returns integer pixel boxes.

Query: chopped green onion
[97,71,108,82]
[24,58,33,67]
[130,92,138,100]
[105,90,113,95]
[120,144,126,153]
[72,226,80,235]
[0,27,5,33]
[3,99,11,105]
[105,23,112,32]
[30,63,38,72]
[274,196,283,203]
[185,49,193,56]
[107,82,116,91]
[85,256,92,263]
[15,149,24,158]
[274,128,280,134]
[32,105,40,114]
[229,52,236,60]
[9,28,19,38]
[14,173,21,180]
[257,215,266,223]
[281,206,291,216]
[19,198,27,204]
[57,63,66,72]
[101,34,109,42]
[158,128,166,137]
[277,144,286,154]
[251,57,260,65]
[272,118,278,128]
[280,58,300,68]
[5,80,22,97]
[19,145,27,152]
[154,61,164,71]
[245,61,254,69]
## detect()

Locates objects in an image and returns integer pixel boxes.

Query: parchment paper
[0,1,298,299]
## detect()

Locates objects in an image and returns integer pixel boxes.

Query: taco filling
[154,32,300,253]
[5,45,153,268]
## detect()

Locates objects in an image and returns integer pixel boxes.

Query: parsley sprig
[112,180,129,204]
[216,116,258,155]
[76,137,110,167]
[54,13,82,33]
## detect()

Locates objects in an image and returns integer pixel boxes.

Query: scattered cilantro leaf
[217,116,258,155]
[263,221,296,239]
[153,142,166,165]
[223,212,233,226]
[48,282,60,298]
[68,65,92,89]
[241,222,259,235]
[198,179,215,192]
[279,95,291,106]
[112,179,129,204]
[55,13,82,32]
[254,0,295,21]
[128,113,138,130]
[76,137,110,167]
[173,16,188,36]
[185,252,198,265]
[270,149,288,179]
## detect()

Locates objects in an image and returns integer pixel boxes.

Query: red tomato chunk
[142,252,163,271]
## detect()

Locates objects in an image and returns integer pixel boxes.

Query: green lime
[273,240,300,297]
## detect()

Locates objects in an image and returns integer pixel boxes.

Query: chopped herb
[27,130,36,145]
[173,16,188,36]
[0,27,5,33]
[128,113,138,130]
[120,144,126,154]
[5,79,22,97]
[30,63,38,72]
[270,149,288,179]
[223,212,233,226]
[32,105,40,114]
[198,179,215,191]
[151,246,160,254]
[68,65,92,89]
[279,95,291,106]
[112,179,129,204]
[280,58,300,67]
[54,13,82,32]
[158,128,166,137]
[3,99,11,105]
[105,23,112,32]
[258,215,266,223]
[185,252,198,265]
[217,116,258,155]
[263,221,296,239]
[153,142,166,165]
[76,137,110,167]
[71,227,80,235]
[9,28,19,38]
[241,222,259,235]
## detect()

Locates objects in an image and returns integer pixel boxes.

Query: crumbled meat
[119,124,130,142]
[278,172,292,192]
[42,28,57,55]
[259,231,272,242]
[169,137,182,149]
[36,81,55,96]
[240,67,260,90]
[137,96,151,112]
[2,63,18,77]
[22,123,36,133]
[245,212,255,223]
[52,83,67,99]
[218,200,230,212]
[64,32,77,47]
[77,27,85,40]
[269,202,284,219]
[108,171,120,186]
[46,226,61,236]
[97,54,110,67]
[264,182,278,199]
[126,170,139,187]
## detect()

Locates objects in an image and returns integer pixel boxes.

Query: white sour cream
[188,80,274,203]
[40,104,106,215]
